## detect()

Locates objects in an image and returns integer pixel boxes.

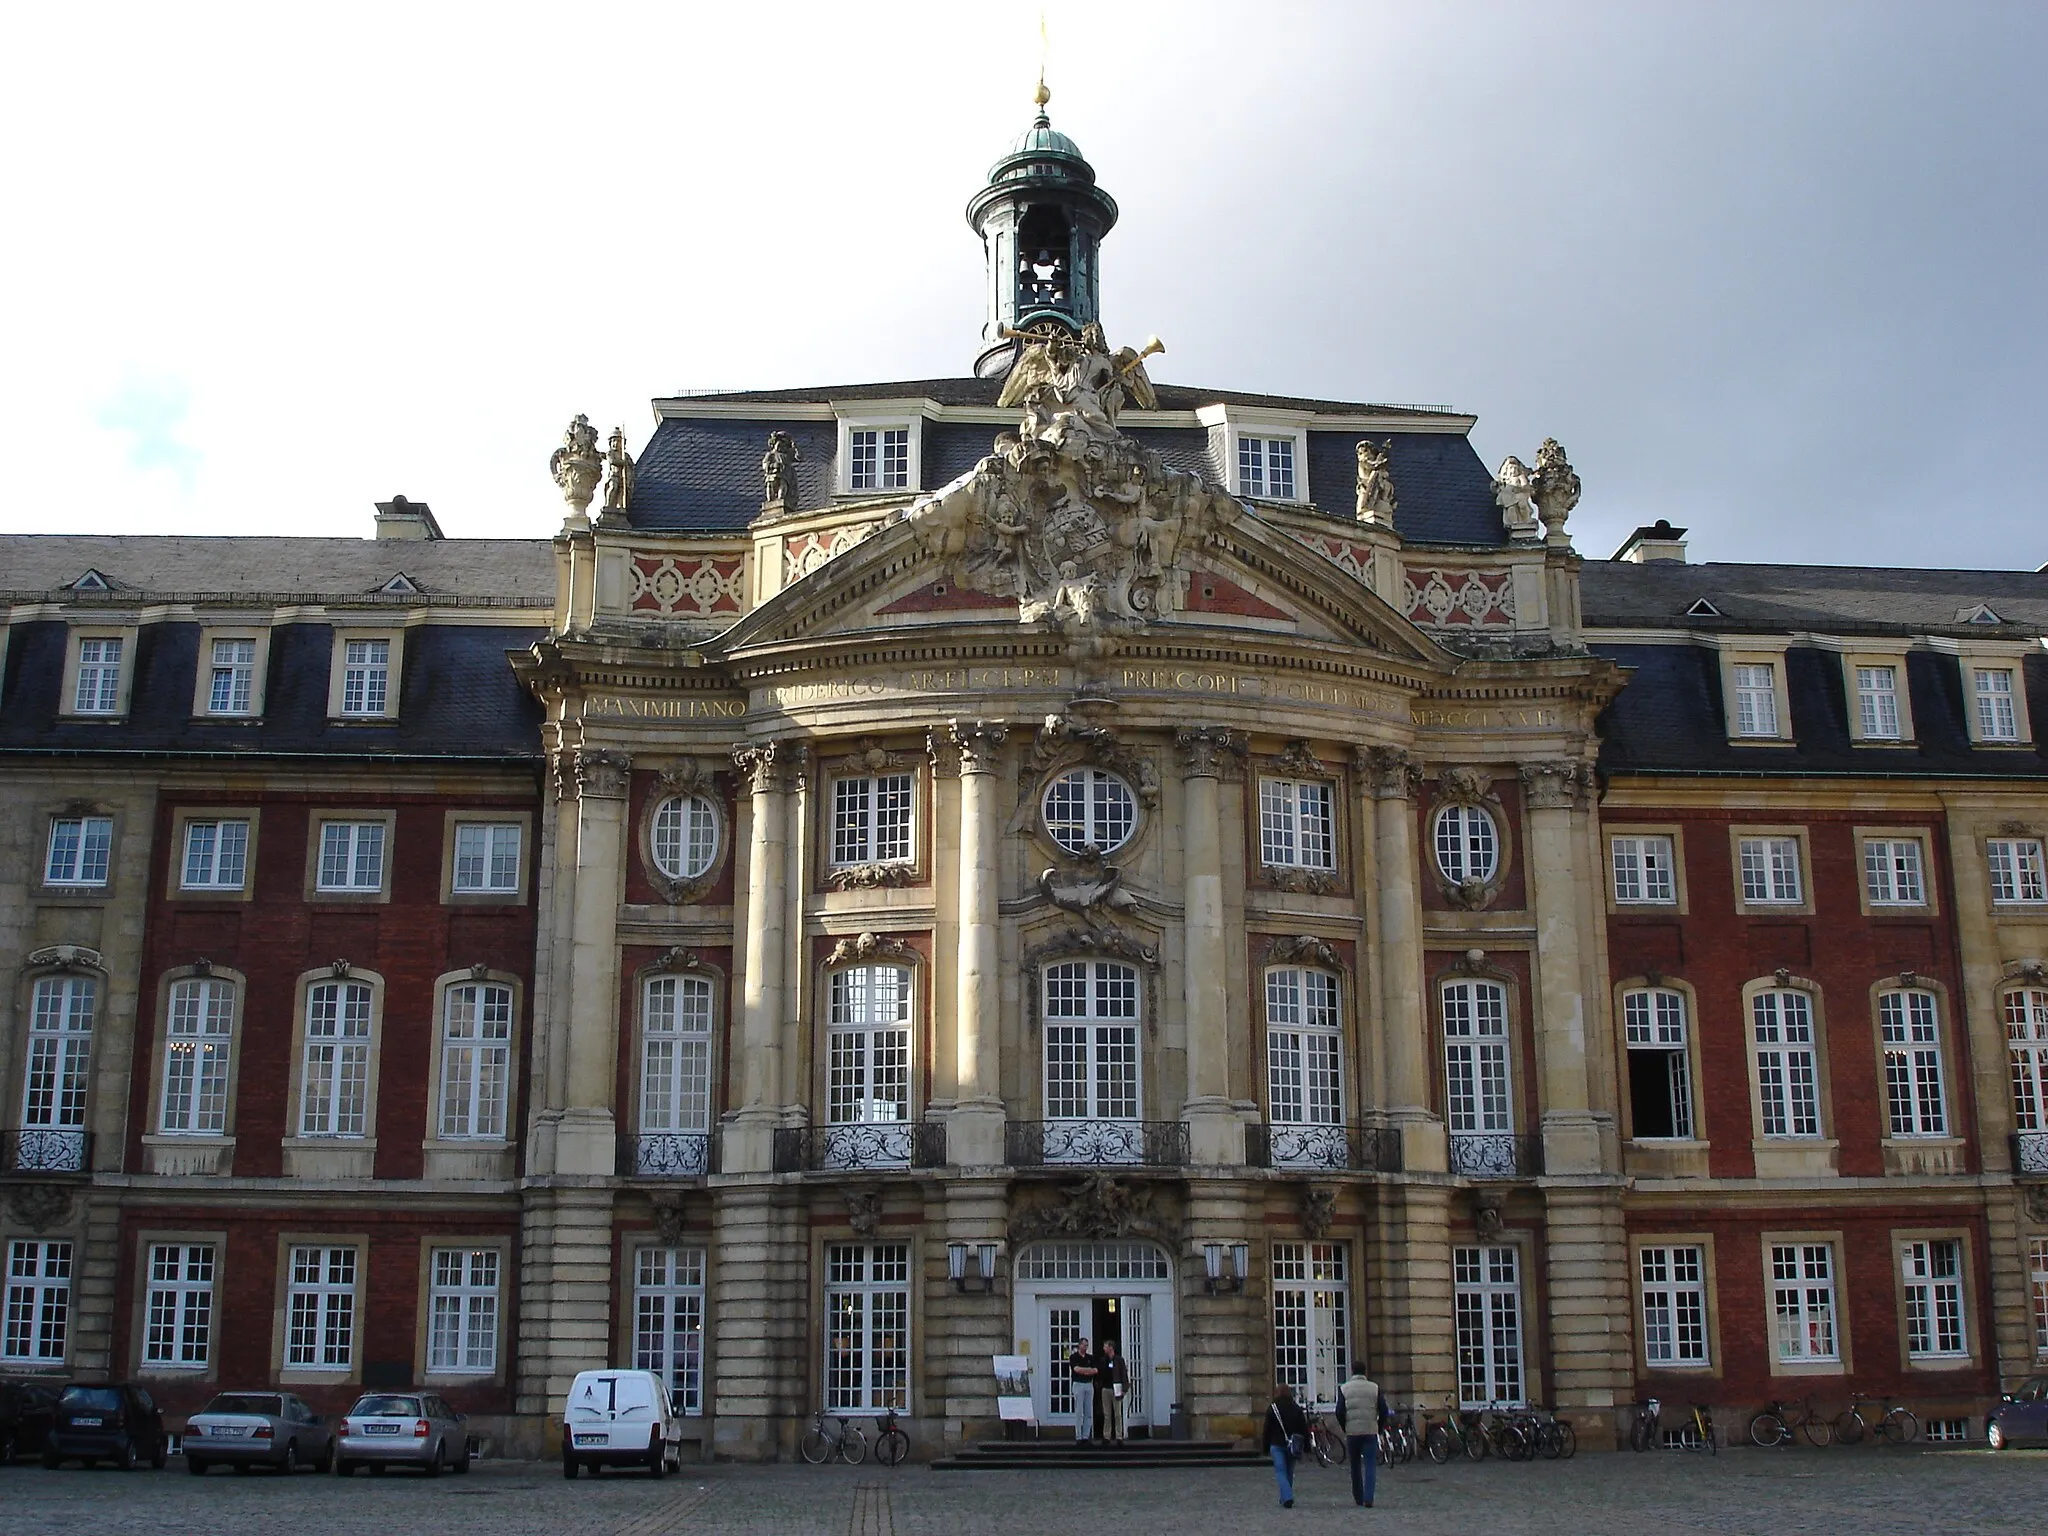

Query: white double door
[1033,1295,1162,1430]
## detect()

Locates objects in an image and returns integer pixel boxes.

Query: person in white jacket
[1335,1361,1389,1508]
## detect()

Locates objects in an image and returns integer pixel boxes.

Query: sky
[3,0,2044,571]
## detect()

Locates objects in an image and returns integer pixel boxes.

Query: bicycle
[1424,1400,1489,1463]
[799,1411,868,1465]
[1302,1406,1346,1468]
[1833,1395,1918,1447]
[1628,1397,1662,1453]
[1749,1395,1833,1448]
[1477,1403,1533,1461]
[871,1407,909,1467]
[1377,1405,1418,1466]
[1676,1402,1717,1455]
[1524,1405,1577,1460]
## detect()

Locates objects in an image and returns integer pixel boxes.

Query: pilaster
[513,1183,618,1456]
[1176,727,1246,1165]
[710,1181,809,1459]
[1363,745,1443,1172]
[729,740,803,1173]
[559,746,628,1176]
[1520,760,1604,1175]
[1538,1182,1632,1426]
[948,720,1010,1167]
[1363,1179,1456,1405]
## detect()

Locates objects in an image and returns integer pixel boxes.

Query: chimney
[374,495,444,541]
[1611,519,1688,563]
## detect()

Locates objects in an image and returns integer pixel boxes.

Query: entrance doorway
[1013,1241,1175,1435]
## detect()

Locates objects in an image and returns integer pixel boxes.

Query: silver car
[334,1392,470,1476]
[184,1393,334,1475]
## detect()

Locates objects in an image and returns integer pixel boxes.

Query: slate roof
[658,377,1461,417]
[0,536,554,604]
[1582,561,2048,637]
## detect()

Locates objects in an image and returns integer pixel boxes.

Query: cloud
[97,377,202,493]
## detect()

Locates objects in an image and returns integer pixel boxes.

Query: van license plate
[574,1434,605,1447]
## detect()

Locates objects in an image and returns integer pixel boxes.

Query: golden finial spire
[1035,12,1051,119]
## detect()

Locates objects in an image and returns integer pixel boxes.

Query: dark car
[1989,1376,2048,1449]
[1,1378,64,1462]
[43,1383,168,1470]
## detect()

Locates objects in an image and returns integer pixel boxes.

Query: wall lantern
[948,1241,1001,1294]
[1203,1241,1250,1294]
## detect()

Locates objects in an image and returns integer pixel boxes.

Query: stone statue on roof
[601,425,635,518]
[549,414,603,523]
[1493,454,1540,541]
[1533,437,1581,540]
[996,322,1162,447]
[761,431,800,509]
[1355,439,1397,526]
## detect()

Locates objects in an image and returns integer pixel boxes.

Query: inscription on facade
[584,694,748,720]
[1414,705,1561,729]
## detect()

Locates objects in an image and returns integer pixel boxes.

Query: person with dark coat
[1335,1359,1390,1507]
[1262,1384,1311,1508]
[1098,1340,1131,1441]
[1067,1337,1098,1442]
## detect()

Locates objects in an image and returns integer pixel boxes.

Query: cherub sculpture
[1355,439,1397,525]
[1493,454,1540,540]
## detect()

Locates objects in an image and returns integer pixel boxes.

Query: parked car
[1988,1377,2048,1449]
[42,1383,168,1470]
[561,1368,684,1478]
[185,1392,335,1475]
[0,1378,63,1462]
[334,1392,469,1476]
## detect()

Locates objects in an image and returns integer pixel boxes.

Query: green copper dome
[1006,111,1084,163]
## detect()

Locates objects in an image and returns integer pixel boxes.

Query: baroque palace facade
[3,97,2046,1458]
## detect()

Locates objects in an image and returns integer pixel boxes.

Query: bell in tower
[967,81,1120,378]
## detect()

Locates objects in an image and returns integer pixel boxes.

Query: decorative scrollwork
[574,747,631,799]
[2012,1131,2048,1177]
[631,1133,712,1178]
[1271,740,1328,781]
[1261,865,1342,895]
[1025,715,1160,806]
[1301,1184,1339,1237]
[4,1183,76,1231]
[825,932,919,967]
[1007,1120,1188,1169]
[1360,745,1422,801]
[846,1188,884,1235]
[1006,1170,1185,1244]
[1174,726,1247,780]
[733,740,806,797]
[655,759,714,798]
[1448,1133,1543,1179]
[1518,759,1589,812]
[1039,849,1139,916]
[2,1129,89,1174]
[825,863,917,892]
[650,1195,691,1245]
[826,737,912,775]
[652,947,709,974]
[24,945,101,973]
[949,718,1010,776]
[1264,934,1343,971]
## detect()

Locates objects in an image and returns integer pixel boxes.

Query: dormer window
[1975,668,2019,741]
[1237,436,1296,501]
[850,429,909,492]
[325,629,404,722]
[73,638,124,715]
[1732,664,1778,737]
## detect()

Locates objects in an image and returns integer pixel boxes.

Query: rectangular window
[640,976,714,1137]
[161,978,235,1135]
[2030,1237,2048,1359]
[1752,990,1821,1138]
[1739,836,1803,904]
[1771,1243,1838,1362]
[831,775,914,866]
[1271,1241,1350,1409]
[1237,435,1296,500]
[1731,663,1779,737]
[285,1246,356,1369]
[2,1240,72,1362]
[208,638,256,715]
[23,977,95,1144]
[824,1242,910,1413]
[73,637,123,714]
[1639,1245,1709,1367]
[1624,989,1694,1140]
[1975,668,2019,740]
[2010,988,2048,1133]
[1863,838,1925,906]
[1880,990,1946,1137]
[181,819,250,891]
[1611,835,1677,904]
[1258,779,1335,870]
[452,823,521,893]
[827,966,913,1131]
[438,984,511,1140]
[300,982,373,1136]
[1989,839,2048,905]
[340,638,391,716]
[143,1243,214,1368]
[1043,961,1141,1124]
[1855,664,1902,739]
[1901,1239,1966,1359]
[1442,981,1511,1134]
[45,816,113,887]
[1266,968,1345,1144]
[317,822,385,892]
[427,1248,498,1374]
[848,428,910,492]
[634,1247,706,1414]
[1453,1245,1523,1407]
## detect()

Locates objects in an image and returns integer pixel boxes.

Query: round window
[651,795,720,880]
[1042,769,1137,855]
[1433,804,1498,885]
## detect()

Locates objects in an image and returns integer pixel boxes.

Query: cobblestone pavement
[5,1446,2045,1536]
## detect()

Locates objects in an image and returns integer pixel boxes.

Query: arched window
[1433,805,1498,885]
[21,976,95,1170]
[1042,770,1136,856]
[651,796,719,881]
[161,977,235,1135]
[824,966,913,1167]
[2009,986,2048,1136]
[438,983,512,1140]
[300,981,374,1137]
[1751,989,1821,1138]
[1878,988,1946,1138]
[1622,987,1693,1140]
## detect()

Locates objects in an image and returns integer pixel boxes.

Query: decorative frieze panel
[783,521,881,583]
[1403,567,1515,628]
[1289,531,1377,586]
[629,552,745,616]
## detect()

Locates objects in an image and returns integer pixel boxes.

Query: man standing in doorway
[1335,1359,1389,1508]
[1068,1336,1098,1443]
[1099,1338,1130,1442]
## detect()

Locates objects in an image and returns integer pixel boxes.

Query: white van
[561,1369,684,1478]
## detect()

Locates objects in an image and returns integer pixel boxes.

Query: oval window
[651,795,720,880]
[1042,769,1137,856]
[1433,804,1498,885]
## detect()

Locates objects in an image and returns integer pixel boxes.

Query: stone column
[557,747,628,1175]
[948,720,1009,1167]
[1176,727,1245,1165]
[1519,760,1602,1175]
[728,740,802,1172]
[1364,746,1443,1171]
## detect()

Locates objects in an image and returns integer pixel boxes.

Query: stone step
[931,1439,1268,1470]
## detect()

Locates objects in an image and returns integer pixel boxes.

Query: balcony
[774,1122,946,1173]
[1247,1122,1403,1173]
[623,1131,717,1178]
[1005,1119,1190,1169]
[1448,1132,1545,1179]
[2,1128,91,1174]
[2013,1130,2048,1177]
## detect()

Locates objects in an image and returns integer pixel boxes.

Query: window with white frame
[339,638,391,716]
[1266,968,1344,1129]
[1988,839,2048,904]
[207,638,257,715]
[1272,1241,1350,1409]
[1043,768,1136,856]
[640,975,713,1142]
[1611,835,1676,905]
[1855,664,1902,739]
[634,1247,706,1414]
[1879,989,1946,1137]
[1731,663,1780,737]
[1974,667,2019,741]
[22,977,95,1161]
[827,966,912,1128]
[1770,1243,1838,1363]
[1044,961,1141,1123]
[824,1242,910,1413]
[427,1248,499,1374]
[651,795,719,881]
[452,823,521,894]
[1259,778,1335,871]
[143,1243,214,1368]
[299,981,373,1136]
[1433,805,1498,886]
[848,427,910,492]
[1639,1245,1709,1367]
[181,818,249,891]
[161,978,235,1135]
[1752,990,1821,1138]
[1739,836,1803,905]
[1863,837,1925,906]
[1237,435,1296,500]
[3,1240,72,1363]
[2009,988,2048,1133]
[316,821,385,892]
[1453,1245,1524,1407]
[832,775,913,866]
[45,816,112,887]
[1443,980,1512,1136]
[1901,1239,1966,1360]
[73,637,124,714]
[1624,988,1694,1140]
[285,1245,356,1369]
[438,983,511,1140]
[2029,1237,2048,1358]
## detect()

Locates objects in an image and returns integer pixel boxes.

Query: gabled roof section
[378,572,424,595]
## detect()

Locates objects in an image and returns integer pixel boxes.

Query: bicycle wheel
[1313,1421,1345,1467]
[1424,1424,1451,1465]
[1537,1422,1563,1460]
[1749,1412,1787,1448]
[1555,1421,1576,1460]
[1833,1410,1865,1447]
[799,1428,832,1465]
[1703,1416,1717,1456]
[1677,1422,1701,1452]
[839,1426,868,1465]
[1463,1424,1489,1462]
[1502,1424,1533,1461]
[1800,1416,1833,1448]
[1629,1415,1653,1453]
[1881,1409,1918,1445]
[876,1430,908,1467]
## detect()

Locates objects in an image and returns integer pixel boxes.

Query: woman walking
[1262,1384,1311,1508]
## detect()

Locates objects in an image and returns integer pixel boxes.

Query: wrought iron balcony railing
[773,1121,946,1173]
[1246,1122,1404,1173]
[1005,1119,1190,1169]
[1449,1132,1544,1179]
[3,1128,92,1174]
[623,1131,717,1178]
[2012,1130,2048,1177]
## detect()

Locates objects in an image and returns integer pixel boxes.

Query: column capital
[732,739,807,796]
[947,718,1010,776]
[1518,758,1591,811]
[1174,726,1247,780]
[571,747,631,799]
[1358,744,1423,800]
